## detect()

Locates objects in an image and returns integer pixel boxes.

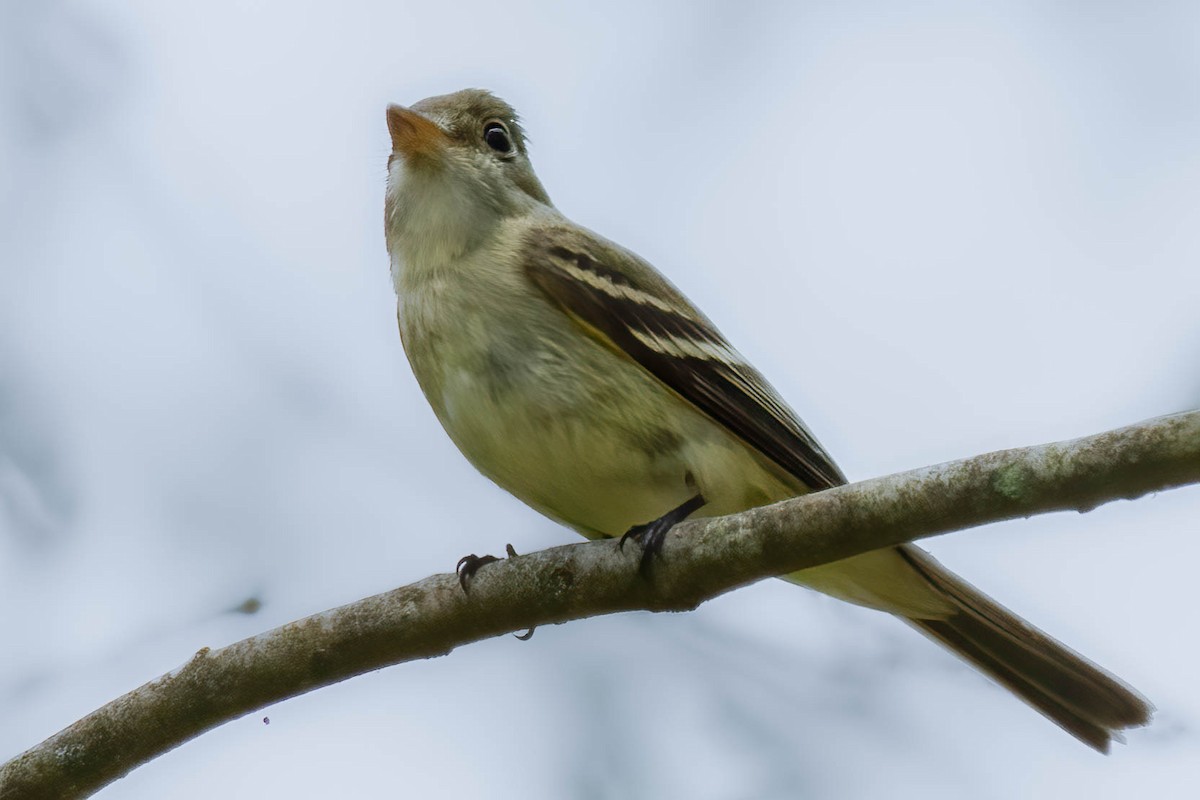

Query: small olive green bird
[383,88,1150,751]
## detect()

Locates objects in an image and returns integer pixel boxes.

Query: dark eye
[483,120,514,155]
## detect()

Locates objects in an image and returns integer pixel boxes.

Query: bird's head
[384,89,551,270]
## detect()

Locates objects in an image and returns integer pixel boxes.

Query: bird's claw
[620,519,672,575]
[455,546,537,640]
[456,553,500,591]
[618,493,706,576]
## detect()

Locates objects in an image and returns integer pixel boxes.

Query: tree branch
[3,410,1198,799]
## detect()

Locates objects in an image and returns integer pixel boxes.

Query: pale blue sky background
[2,1,1198,798]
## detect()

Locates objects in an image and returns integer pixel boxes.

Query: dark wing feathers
[524,224,846,491]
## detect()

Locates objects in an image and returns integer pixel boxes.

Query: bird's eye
[483,120,514,155]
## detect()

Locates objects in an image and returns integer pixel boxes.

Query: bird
[382,88,1151,751]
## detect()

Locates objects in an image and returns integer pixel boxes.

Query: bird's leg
[619,492,706,574]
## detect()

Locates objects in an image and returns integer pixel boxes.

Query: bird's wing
[523,222,846,491]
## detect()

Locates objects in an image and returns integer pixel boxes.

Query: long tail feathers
[897,545,1152,752]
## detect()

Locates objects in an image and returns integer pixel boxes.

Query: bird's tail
[898,545,1152,752]
[791,544,1152,751]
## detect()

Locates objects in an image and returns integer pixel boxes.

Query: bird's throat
[386,162,500,286]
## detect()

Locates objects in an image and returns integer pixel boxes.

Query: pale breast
[393,223,799,538]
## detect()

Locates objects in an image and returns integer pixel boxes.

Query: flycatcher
[383,88,1150,751]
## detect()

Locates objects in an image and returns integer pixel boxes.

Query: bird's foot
[619,493,706,575]
[455,553,500,591]
[455,545,536,641]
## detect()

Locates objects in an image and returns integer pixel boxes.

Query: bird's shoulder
[517,219,714,328]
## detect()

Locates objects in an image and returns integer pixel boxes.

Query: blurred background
[2,1,1198,797]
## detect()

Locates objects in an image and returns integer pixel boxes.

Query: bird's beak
[387,104,447,163]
